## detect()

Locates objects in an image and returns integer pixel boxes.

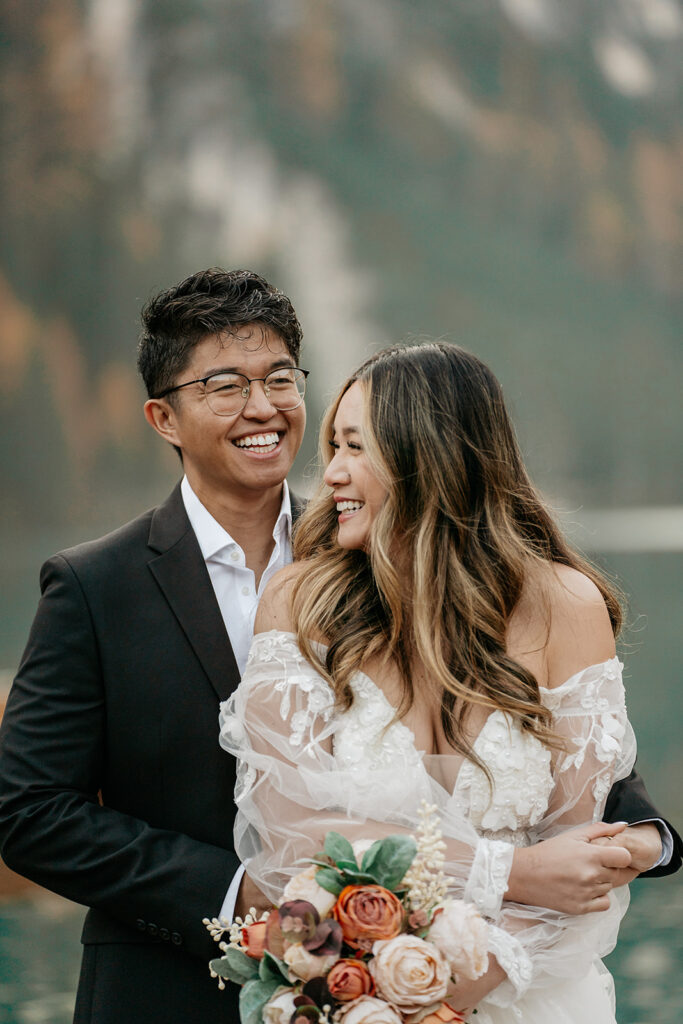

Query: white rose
[281,864,338,918]
[427,900,489,980]
[262,986,298,1024]
[370,935,450,1013]
[337,995,403,1024]
[283,942,338,982]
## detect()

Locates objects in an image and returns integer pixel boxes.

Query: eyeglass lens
[204,368,306,415]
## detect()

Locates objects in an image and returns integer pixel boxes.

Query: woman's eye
[328,440,339,450]
[348,442,362,451]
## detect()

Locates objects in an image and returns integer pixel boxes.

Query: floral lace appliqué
[454,711,554,836]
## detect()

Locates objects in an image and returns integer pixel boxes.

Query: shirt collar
[180,475,292,562]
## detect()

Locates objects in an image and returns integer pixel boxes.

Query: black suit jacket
[0,483,679,1020]
[0,483,303,1020]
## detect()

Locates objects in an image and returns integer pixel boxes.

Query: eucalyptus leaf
[324,831,357,866]
[338,868,382,885]
[315,866,345,895]
[361,835,417,889]
[259,950,290,984]
[209,946,259,985]
[239,978,284,1024]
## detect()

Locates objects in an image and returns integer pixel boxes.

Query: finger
[595,844,632,870]
[585,894,612,913]
[583,820,628,842]
[609,868,640,887]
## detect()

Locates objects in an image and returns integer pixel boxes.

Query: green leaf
[209,947,260,985]
[324,831,357,866]
[361,835,417,890]
[338,868,382,885]
[315,866,345,895]
[239,978,284,1024]
[259,950,290,984]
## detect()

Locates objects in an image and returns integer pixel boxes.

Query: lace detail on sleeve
[463,838,515,919]
[484,924,533,1006]
[537,658,637,830]
[226,630,335,753]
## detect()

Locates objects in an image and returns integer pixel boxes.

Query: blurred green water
[0,880,680,1023]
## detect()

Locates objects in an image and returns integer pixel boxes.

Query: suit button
[171,932,182,946]
[147,923,158,937]
[160,928,170,941]
[136,919,146,932]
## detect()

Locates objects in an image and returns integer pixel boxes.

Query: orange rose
[241,920,267,959]
[327,959,376,1002]
[334,885,404,949]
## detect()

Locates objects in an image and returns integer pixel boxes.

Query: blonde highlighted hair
[292,343,621,765]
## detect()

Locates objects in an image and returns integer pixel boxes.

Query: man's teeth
[336,500,365,512]
[234,432,279,451]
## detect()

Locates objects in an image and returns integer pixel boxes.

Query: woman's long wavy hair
[291,343,622,767]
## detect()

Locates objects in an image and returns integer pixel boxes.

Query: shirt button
[230,551,239,561]
[241,586,250,596]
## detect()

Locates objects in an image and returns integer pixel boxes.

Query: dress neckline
[251,628,621,695]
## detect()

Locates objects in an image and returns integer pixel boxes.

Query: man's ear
[144,398,182,449]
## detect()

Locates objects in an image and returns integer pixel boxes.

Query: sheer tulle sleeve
[219,631,636,1007]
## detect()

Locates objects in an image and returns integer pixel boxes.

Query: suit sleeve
[0,555,239,959]
[603,768,681,877]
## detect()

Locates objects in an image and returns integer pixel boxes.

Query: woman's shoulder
[254,560,315,634]
[544,563,616,687]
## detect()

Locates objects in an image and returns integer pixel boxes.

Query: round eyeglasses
[154,367,309,416]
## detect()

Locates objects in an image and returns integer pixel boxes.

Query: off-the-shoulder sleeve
[534,658,637,836]
[219,633,635,1008]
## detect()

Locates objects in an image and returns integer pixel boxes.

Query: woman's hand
[444,955,507,1014]
[506,821,632,913]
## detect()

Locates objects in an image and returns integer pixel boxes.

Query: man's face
[161,327,306,502]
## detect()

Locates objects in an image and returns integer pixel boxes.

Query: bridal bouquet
[204,805,488,1024]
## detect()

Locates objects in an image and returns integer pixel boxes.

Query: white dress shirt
[180,475,292,921]
[181,475,292,676]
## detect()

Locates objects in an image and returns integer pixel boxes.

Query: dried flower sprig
[402,801,447,914]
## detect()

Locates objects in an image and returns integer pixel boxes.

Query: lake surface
[0,880,681,1023]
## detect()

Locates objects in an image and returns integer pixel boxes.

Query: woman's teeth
[336,500,364,512]
[234,432,279,453]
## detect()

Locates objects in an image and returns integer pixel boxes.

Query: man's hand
[234,871,270,920]
[591,822,662,885]
[506,821,632,913]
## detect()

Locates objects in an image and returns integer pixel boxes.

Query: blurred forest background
[0,0,681,1021]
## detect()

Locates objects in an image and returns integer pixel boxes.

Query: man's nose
[242,380,276,418]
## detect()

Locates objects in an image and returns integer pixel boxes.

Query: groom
[0,268,679,1024]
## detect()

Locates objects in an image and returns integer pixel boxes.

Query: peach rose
[283,942,338,982]
[327,958,376,1002]
[426,900,488,981]
[281,865,338,918]
[370,935,450,1013]
[411,1005,466,1024]
[336,996,403,1024]
[241,919,267,959]
[262,986,298,1024]
[334,885,404,949]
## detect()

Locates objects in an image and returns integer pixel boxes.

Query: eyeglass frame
[153,366,310,414]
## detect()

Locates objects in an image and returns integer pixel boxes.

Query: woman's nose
[324,454,348,488]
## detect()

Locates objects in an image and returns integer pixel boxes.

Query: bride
[220,343,636,1022]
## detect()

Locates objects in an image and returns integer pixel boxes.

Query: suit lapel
[147,484,240,703]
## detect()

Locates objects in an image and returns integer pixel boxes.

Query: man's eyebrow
[202,358,296,376]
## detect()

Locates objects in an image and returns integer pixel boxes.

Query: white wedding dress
[220,630,636,1023]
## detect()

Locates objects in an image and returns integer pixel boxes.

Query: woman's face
[323,381,387,550]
